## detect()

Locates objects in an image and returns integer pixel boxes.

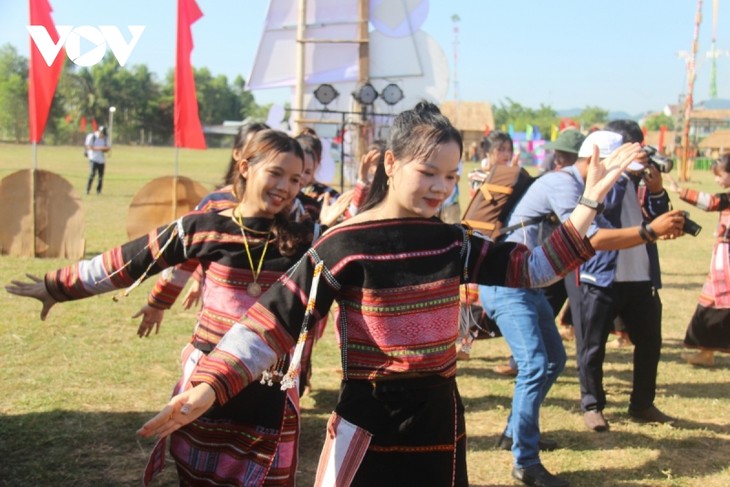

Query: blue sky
[1,0,726,115]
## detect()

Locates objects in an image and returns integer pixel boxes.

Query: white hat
[577,130,623,158]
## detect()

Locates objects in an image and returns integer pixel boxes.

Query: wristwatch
[577,195,605,214]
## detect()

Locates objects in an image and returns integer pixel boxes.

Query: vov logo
[26,25,146,67]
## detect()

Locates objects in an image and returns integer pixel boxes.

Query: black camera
[682,211,702,237]
[642,145,673,173]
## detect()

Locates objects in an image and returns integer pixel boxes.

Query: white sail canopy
[247,0,446,106]
[252,0,448,187]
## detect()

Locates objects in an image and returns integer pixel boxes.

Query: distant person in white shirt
[85,126,110,195]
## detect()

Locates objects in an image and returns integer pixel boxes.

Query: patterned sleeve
[147,260,201,309]
[467,220,594,289]
[44,218,194,303]
[190,247,339,405]
[680,188,730,212]
[346,180,370,218]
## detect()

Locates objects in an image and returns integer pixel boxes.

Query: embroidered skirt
[145,344,299,487]
[315,375,468,487]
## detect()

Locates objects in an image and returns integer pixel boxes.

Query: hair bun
[414,100,441,116]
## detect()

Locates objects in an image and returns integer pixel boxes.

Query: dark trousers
[566,276,662,412]
[87,161,105,194]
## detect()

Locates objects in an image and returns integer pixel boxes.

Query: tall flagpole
[681,0,703,182]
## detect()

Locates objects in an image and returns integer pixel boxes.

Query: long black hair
[360,101,462,212]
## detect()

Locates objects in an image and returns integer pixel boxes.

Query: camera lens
[650,157,673,173]
[681,212,702,237]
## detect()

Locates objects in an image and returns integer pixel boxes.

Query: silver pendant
[247,282,262,297]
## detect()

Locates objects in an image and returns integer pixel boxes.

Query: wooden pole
[31,143,37,257]
[173,147,180,220]
[355,0,370,162]
[358,0,369,86]
[294,0,307,134]
[681,0,703,182]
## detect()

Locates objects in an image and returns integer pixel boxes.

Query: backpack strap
[462,219,498,233]
[479,180,515,204]
[497,214,551,237]
[498,168,577,239]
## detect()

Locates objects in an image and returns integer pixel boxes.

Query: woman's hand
[5,274,57,320]
[137,383,216,439]
[319,191,353,227]
[181,279,202,310]
[358,148,381,182]
[132,304,165,337]
[664,174,682,194]
[584,142,643,202]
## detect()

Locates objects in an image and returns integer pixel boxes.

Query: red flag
[559,118,578,131]
[80,116,87,132]
[333,128,344,145]
[28,0,65,143]
[174,0,206,149]
[92,118,98,131]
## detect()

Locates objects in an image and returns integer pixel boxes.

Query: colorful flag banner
[174,0,206,149]
[28,0,64,143]
[550,124,558,141]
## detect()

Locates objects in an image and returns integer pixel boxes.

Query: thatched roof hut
[440,101,495,161]
[698,129,730,158]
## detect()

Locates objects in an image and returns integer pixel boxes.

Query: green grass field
[0,142,728,486]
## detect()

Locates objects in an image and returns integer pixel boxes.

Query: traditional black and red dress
[190,217,594,487]
[679,188,730,352]
[45,212,307,487]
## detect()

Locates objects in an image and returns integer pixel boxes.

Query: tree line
[0,43,674,147]
[0,43,269,147]
[492,97,674,141]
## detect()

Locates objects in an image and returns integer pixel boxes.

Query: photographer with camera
[564,122,687,433]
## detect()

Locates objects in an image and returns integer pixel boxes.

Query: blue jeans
[480,286,566,468]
